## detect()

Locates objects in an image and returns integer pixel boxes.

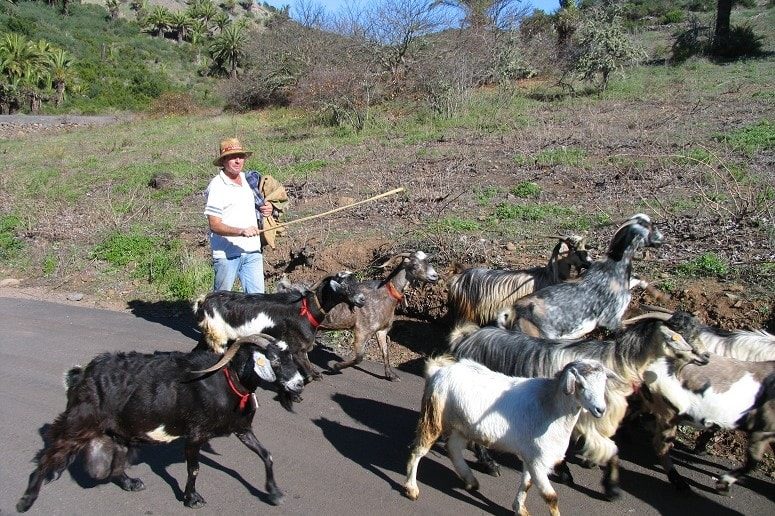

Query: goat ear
[563,368,577,395]
[253,351,277,382]
[659,326,689,352]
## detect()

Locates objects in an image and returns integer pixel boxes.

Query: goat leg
[601,455,621,500]
[552,459,574,485]
[654,417,690,491]
[376,330,399,381]
[183,441,207,508]
[332,329,368,372]
[470,442,501,477]
[17,422,96,512]
[715,430,773,494]
[295,351,322,382]
[691,429,715,455]
[236,431,285,505]
[110,442,145,492]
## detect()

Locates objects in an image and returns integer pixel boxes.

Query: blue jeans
[213,251,264,293]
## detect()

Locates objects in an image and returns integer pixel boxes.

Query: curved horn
[190,333,276,375]
[622,312,673,326]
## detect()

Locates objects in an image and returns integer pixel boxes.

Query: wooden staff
[258,187,405,234]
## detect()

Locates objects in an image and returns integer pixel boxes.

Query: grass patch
[495,203,575,221]
[676,252,729,278]
[428,217,482,232]
[536,147,588,167]
[510,181,541,199]
[92,230,211,299]
[475,186,502,205]
[0,214,24,261]
[715,120,774,154]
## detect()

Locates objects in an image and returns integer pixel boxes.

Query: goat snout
[588,404,606,418]
[351,293,367,308]
[694,352,711,365]
[648,228,664,247]
[284,372,305,394]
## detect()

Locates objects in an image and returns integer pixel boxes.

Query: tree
[169,11,192,43]
[209,23,246,77]
[714,0,732,50]
[146,6,172,38]
[49,47,75,106]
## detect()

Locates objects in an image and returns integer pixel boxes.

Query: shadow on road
[126,299,200,341]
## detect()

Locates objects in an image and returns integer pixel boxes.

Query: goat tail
[63,366,84,391]
[192,294,206,320]
[447,322,481,350]
[424,354,456,379]
[415,389,445,450]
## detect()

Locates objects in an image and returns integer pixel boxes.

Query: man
[204,138,283,293]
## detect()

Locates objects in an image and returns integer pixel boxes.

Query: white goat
[404,356,611,516]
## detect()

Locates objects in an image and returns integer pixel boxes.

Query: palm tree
[49,48,75,106]
[209,23,246,78]
[146,6,172,37]
[212,11,231,32]
[169,11,192,43]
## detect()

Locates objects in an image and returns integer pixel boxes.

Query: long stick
[258,187,405,234]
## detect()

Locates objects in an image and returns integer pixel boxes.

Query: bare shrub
[146,92,204,116]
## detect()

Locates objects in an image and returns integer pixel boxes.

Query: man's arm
[207,215,260,237]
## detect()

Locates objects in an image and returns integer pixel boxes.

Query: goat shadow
[34,424,277,505]
[313,393,511,514]
[126,299,200,341]
[615,417,775,503]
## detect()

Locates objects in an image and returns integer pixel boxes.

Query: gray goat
[446,235,590,326]
[449,311,710,500]
[500,213,664,339]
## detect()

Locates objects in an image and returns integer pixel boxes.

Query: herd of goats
[15,213,775,515]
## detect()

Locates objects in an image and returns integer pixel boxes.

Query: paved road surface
[0,297,772,515]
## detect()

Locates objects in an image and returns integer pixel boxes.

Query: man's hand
[259,201,273,217]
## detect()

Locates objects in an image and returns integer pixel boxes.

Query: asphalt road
[0,297,772,515]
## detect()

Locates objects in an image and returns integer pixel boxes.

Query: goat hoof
[553,470,573,485]
[604,485,621,501]
[668,470,691,491]
[465,479,480,492]
[118,477,145,492]
[267,490,285,505]
[714,478,731,495]
[184,492,206,508]
[483,463,501,477]
[16,496,34,513]
[386,373,400,382]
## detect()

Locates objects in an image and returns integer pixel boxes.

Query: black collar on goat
[16,334,303,513]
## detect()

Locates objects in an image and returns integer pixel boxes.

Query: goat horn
[190,333,275,375]
[622,312,673,325]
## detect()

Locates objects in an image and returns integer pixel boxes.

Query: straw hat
[213,137,253,166]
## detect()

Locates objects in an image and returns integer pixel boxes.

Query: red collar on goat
[386,281,403,301]
[300,297,321,328]
[223,368,251,411]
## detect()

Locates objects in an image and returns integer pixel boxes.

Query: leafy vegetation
[0,214,24,261]
[677,252,729,278]
[715,120,775,155]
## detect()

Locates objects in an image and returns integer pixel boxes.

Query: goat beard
[278,389,296,412]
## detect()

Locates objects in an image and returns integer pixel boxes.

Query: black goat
[501,213,663,339]
[16,334,304,512]
[194,271,366,381]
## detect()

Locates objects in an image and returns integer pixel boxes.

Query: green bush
[677,252,729,278]
[511,181,541,198]
[712,24,764,59]
[662,9,684,24]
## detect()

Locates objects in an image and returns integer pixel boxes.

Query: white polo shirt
[204,171,261,259]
